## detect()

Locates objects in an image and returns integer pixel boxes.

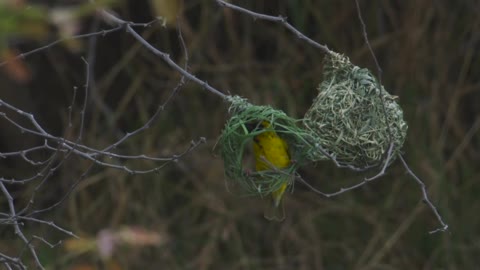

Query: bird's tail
[263,182,288,221]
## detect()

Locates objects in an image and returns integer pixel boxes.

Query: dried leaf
[64,237,97,254]
[0,48,31,83]
[117,226,167,246]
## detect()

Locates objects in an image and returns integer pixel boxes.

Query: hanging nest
[218,96,316,197]
[303,52,408,168]
[219,52,408,195]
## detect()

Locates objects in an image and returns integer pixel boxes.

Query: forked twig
[399,155,448,233]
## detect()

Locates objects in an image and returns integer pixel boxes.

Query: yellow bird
[251,121,292,221]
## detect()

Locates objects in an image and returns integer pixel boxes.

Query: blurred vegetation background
[1,0,479,269]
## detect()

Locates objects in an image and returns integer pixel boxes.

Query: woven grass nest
[303,52,408,168]
[218,96,315,196]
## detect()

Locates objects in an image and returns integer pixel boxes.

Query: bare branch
[354,0,383,80]
[0,182,45,269]
[67,86,77,128]
[399,155,449,234]
[17,216,78,238]
[78,57,90,141]
[0,99,204,174]
[313,142,378,172]
[216,0,332,54]
[0,252,25,270]
[0,15,207,266]
[0,26,122,68]
[31,236,63,249]
[98,10,227,99]
[364,142,395,181]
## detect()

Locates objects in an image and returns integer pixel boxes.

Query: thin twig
[87,16,116,126]
[354,0,392,143]
[313,142,378,172]
[399,155,449,234]
[364,142,394,181]
[0,26,122,68]
[0,252,25,270]
[0,20,206,265]
[152,19,190,116]
[0,100,202,172]
[31,236,63,248]
[0,182,45,269]
[98,10,227,99]
[354,0,383,81]
[216,0,332,54]
[354,0,448,233]
[67,86,77,128]
[78,57,90,141]
[17,216,78,238]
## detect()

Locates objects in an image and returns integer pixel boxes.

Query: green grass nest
[304,52,408,167]
[218,96,315,197]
